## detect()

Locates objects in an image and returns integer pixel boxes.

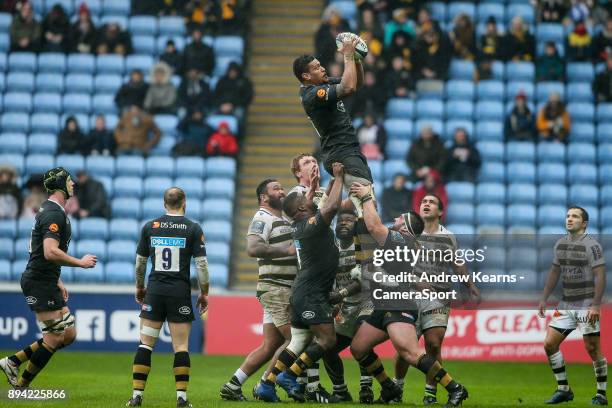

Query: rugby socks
[416,354,460,392]
[227,368,248,390]
[394,377,405,392]
[357,351,393,387]
[594,358,608,397]
[425,384,437,399]
[360,365,373,389]
[323,353,345,386]
[173,351,190,401]
[287,343,325,378]
[306,362,320,392]
[548,351,570,391]
[9,338,43,366]
[132,343,153,397]
[17,342,55,387]
[264,349,297,385]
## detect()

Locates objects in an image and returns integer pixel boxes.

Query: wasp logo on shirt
[49,223,59,233]
[316,88,326,99]
[152,221,160,228]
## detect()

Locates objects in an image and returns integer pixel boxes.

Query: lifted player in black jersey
[126,188,209,408]
[0,168,97,388]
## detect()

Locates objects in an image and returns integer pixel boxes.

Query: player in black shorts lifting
[126,188,209,408]
[0,167,97,388]
[349,182,469,407]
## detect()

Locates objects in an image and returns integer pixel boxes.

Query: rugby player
[539,207,608,405]
[289,153,325,205]
[0,167,97,388]
[393,194,480,405]
[222,179,296,401]
[349,182,469,407]
[255,162,344,403]
[126,188,208,408]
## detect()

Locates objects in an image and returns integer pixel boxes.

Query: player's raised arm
[336,37,359,98]
[319,162,344,225]
[350,182,388,245]
[356,55,364,88]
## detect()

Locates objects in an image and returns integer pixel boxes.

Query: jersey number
[155,246,180,272]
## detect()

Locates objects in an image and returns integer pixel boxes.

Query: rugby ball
[335,32,368,61]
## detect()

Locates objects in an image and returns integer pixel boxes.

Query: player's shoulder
[583,233,602,247]
[288,184,307,196]
[252,208,275,222]
[37,201,65,221]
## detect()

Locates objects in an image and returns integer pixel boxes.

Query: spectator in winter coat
[95,22,132,55]
[58,116,90,155]
[406,124,447,181]
[172,109,214,156]
[115,69,149,111]
[352,70,388,117]
[76,171,110,219]
[314,5,351,67]
[206,122,238,157]
[413,25,452,80]
[89,115,116,156]
[213,62,253,118]
[356,113,386,160]
[504,91,536,141]
[143,62,177,114]
[445,128,481,183]
[178,68,211,113]
[159,40,183,75]
[10,2,41,52]
[114,105,162,155]
[412,170,448,220]
[594,54,612,102]
[539,0,567,23]
[450,13,477,60]
[592,18,612,63]
[566,20,592,61]
[537,92,571,143]
[384,8,416,48]
[41,4,70,52]
[536,41,565,81]
[69,3,97,53]
[504,16,535,61]
[381,173,412,223]
[183,29,215,76]
[479,16,503,60]
[0,165,22,219]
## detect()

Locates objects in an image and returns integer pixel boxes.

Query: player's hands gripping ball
[335,32,368,61]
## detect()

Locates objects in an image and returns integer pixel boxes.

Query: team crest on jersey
[152,221,160,229]
[337,100,346,112]
[250,221,265,234]
[308,217,317,225]
[49,223,59,233]
[302,311,315,319]
[316,88,326,99]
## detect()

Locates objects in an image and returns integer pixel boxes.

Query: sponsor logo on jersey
[25,296,37,305]
[155,222,187,230]
[151,237,186,248]
[49,223,59,233]
[179,306,191,315]
[141,304,152,312]
[302,311,315,319]
[308,216,317,225]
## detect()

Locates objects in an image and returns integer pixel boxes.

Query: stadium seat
[149,136,174,156]
[536,81,565,103]
[506,81,534,102]
[129,16,157,36]
[56,154,85,174]
[385,98,414,119]
[538,163,566,184]
[214,36,244,58]
[0,133,26,154]
[537,142,565,162]
[445,80,475,100]
[416,99,444,119]
[35,73,64,93]
[385,140,410,159]
[597,103,612,122]
[65,73,94,94]
[598,143,612,164]
[17,218,33,238]
[476,183,505,204]
[6,72,34,93]
[94,74,122,94]
[507,3,535,24]
[37,53,65,73]
[110,218,139,241]
[145,156,175,178]
[114,176,143,198]
[105,261,133,283]
[568,103,594,122]
[154,114,179,136]
[202,221,232,242]
[445,120,474,140]
[202,199,233,220]
[1,113,29,133]
[446,100,473,120]
[9,52,36,72]
[476,204,505,226]
[0,220,16,239]
[597,123,612,144]
[176,157,205,178]
[538,184,567,206]
[79,218,109,240]
[142,197,164,219]
[92,94,117,115]
[74,263,105,283]
[206,157,236,179]
[0,259,10,281]
[205,178,235,200]
[448,2,475,20]
[449,60,474,80]
[507,204,536,227]
[158,16,186,36]
[11,260,27,279]
[474,101,503,121]
[144,177,173,198]
[0,238,14,260]
[601,186,612,206]
[67,53,95,74]
[26,154,55,175]
[601,206,612,229]
[506,142,535,162]
[103,0,130,15]
[132,35,156,55]
[107,240,137,263]
[0,153,24,174]
[116,156,145,177]
[569,184,599,207]
[205,242,230,265]
[77,240,107,262]
[86,155,115,178]
[0,35,6,53]
[567,62,594,82]
[477,141,504,162]
[600,165,612,185]
[14,237,30,260]
[112,198,141,219]
[477,80,505,100]
[477,2,504,22]
[0,13,11,31]
[538,205,567,227]
[175,177,204,199]
[479,162,505,183]
[508,183,536,204]
[185,198,203,220]
[96,55,124,75]
[126,55,154,73]
[537,23,564,43]
[3,93,32,113]
[568,164,597,184]
[369,161,383,181]
[63,93,91,114]
[567,142,596,164]
[427,2,447,21]
[382,160,411,180]
[33,92,62,114]
[446,203,475,225]
[475,121,503,142]
[384,119,413,140]
[571,122,595,143]
[567,82,593,102]
[209,263,229,287]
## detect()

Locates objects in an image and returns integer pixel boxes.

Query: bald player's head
[164,187,186,212]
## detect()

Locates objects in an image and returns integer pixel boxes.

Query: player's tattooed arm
[246,235,295,258]
[134,254,147,288]
[195,256,210,295]
[538,264,561,317]
[336,37,359,98]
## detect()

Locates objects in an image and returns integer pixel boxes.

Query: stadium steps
[231,0,323,290]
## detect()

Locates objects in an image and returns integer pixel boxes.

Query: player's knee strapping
[287,327,312,356]
[18,342,56,386]
[173,351,190,392]
[357,351,390,384]
[10,338,43,366]
[354,218,376,265]
[37,316,66,334]
[288,343,325,377]
[265,349,297,385]
[416,354,458,391]
[547,351,569,391]
[132,343,153,391]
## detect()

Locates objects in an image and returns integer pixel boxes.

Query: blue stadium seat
[33,93,62,113]
[369,161,382,181]
[79,218,109,240]
[35,73,64,93]
[206,115,238,134]
[568,142,596,163]
[149,136,174,156]
[384,119,413,140]
[37,52,65,73]
[145,156,175,178]
[6,72,34,93]
[1,113,29,133]
[96,55,124,75]
[538,163,566,184]
[385,140,410,160]
[446,203,475,225]
[11,260,27,279]
[17,218,33,238]
[105,261,133,283]
[214,36,244,58]
[206,242,230,265]
[0,133,27,154]
[537,23,564,43]
[508,183,536,204]
[156,35,186,53]
[445,80,475,100]
[601,206,612,229]
[476,182,505,204]
[112,198,141,219]
[74,263,105,283]
[538,184,567,206]
[175,177,204,199]
[56,154,85,174]
[103,0,130,15]
[154,114,178,136]
[61,113,89,133]
[506,61,534,81]
[142,198,164,219]
[110,218,139,241]
[507,162,535,183]
[132,35,156,55]
[383,160,411,180]
[570,123,595,142]
[3,93,32,113]
[176,157,205,178]
[444,119,473,141]
[567,62,594,82]
[506,142,535,162]
[76,240,107,262]
[597,123,612,144]
[205,178,235,199]
[100,14,128,30]
[185,198,203,220]
[0,154,24,174]
[44,0,73,13]
[568,102,594,122]
[477,141,504,162]
[0,13,11,31]
[507,204,536,227]
[507,3,535,24]
[92,94,117,114]
[476,204,505,226]
[94,74,122,94]
[427,2,447,21]
[144,176,173,198]
[114,176,143,198]
[506,81,534,102]
[65,73,94,94]
[86,156,115,177]
[203,199,233,220]
[9,52,36,72]
[536,81,565,103]
[385,98,414,119]
[569,185,599,207]
[202,221,232,242]
[477,80,505,100]
[14,237,30,259]
[206,157,236,179]
[474,101,503,121]
[28,132,57,154]
[129,16,157,36]
[597,104,612,122]
[126,55,154,73]
[482,246,506,270]
[158,16,185,36]
[598,143,612,164]
[0,34,7,53]
[449,60,474,80]
[214,56,243,77]
[537,141,565,162]
[477,3,504,22]
[209,263,229,287]
[416,99,444,119]
[566,82,593,102]
[0,238,14,260]
[107,240,137,263]
[63,93,91,114]
[568,164,597,184]
[0,259,10,281]
[67,53,95,74]
[601,186,612,206]
[0,220,16,239]
[475,120,503,141]
[116,156,145,177]
[479,162,505,183]
[446,100,473,120]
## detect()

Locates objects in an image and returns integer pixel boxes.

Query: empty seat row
[106,177,235,200]
[478,142,612,163]
[426,1,535,24]
[111,198,233,221]
[479,162,608,185]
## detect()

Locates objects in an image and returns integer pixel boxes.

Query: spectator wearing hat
[505,91,536,141]
[75,170,110,219]
[41,3,70,52]
[213,61,253,119]
[160,39,183,74]
[69,3,97,53]
[479,16,503,60]
[566,20,592,61]
[115,69,149,111]
[536,41,565,81]
[10,2,41,52]
[183,29,215,76]
[144,62,177,114]
[0,165,22,219]
[381,173,412,223]
[177,68,212,114]
[96,22,132,55]
[537,92,571,143]
[206,122,238,157]
[58,116,91,155]
[504,16,535,61]
[406,124,447,181]
[173,109,214,156]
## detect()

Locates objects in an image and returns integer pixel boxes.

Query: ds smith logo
[153,221,187,230]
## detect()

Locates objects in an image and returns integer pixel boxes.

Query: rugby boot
[276,371,305,402]
[176,397,192,407]
[592,394,608,405]
[305,384,341,403]
[445,384,469,407]
[359,385,374,404]
[423,394,438,405]
[125,395,143,407]
[0,357,18,387]
[545,389,574,404]
[219,383,247,401]
[253,381,280,402]
[376,381,403,404]
[332,389,353,402]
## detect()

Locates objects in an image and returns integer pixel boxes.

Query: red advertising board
[205,296,611,363]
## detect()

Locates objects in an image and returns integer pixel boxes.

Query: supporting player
[539,206,608,405]
[223,179,296,401]
[289,153,325,205]
[0,167,97,388]
[349,182,469,407]
[126,188,209,408]
[255,163,344,403]
[393,194,480,404]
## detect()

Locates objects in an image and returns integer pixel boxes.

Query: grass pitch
[0,351,601,407]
